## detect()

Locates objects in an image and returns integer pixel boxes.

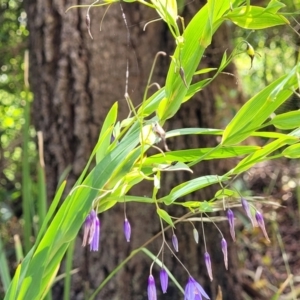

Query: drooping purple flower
[204,252,213,281]
[160,268,168,294]
[255,211,270,242]
[90,217,100,251]
[221,238,228,270]
[226,209,236,241]
[82,209,100,251]
[123,218,131,242]
[184,276,210,300]
[172,234,179,252]
[241,198,255,227]
[147,274,157,300]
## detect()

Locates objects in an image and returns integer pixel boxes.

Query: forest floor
[237,159,300,300]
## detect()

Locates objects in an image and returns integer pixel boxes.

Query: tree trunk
[26,1,243,299]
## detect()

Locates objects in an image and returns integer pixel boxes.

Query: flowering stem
[201,213,207,252]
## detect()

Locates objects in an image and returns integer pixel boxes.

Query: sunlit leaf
[269,110,300,129]
[222,69,298,146]
[282,143,300,158]
[225,5,289,29]
[157,208,174,227]
[160,175,229,205]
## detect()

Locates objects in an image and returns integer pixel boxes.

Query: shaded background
[1,0,300,299]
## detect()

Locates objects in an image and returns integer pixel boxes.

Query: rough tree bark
[26,1,243,299]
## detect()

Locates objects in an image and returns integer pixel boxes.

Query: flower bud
[221,238,228,270]
[204,252,213,281]
[147,275,157,300]
[172,234,179,252]
[255,211,270,242]
[241,198,254,227]
[123,218,131,242]
[226,209,236,241]
[160,268,168,294]
[193,228,199,244]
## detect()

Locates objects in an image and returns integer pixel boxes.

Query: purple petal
[147,275,157,300]
[172,234,179,252]
[204,252,213,281]
[241,198,255,227]
[184,276,210,300]
[160,268,168,293]
[123,218,131,242]
[226,209,236,241]
[255,211,270,242]
[90,217,100,251]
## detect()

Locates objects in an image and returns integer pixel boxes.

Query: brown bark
[26,1,243,299]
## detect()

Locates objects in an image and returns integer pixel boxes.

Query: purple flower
[160,268,168,293]
[241,198,255,227]
[147,275,157,300]
[226,209,236,241]
[204,252,213,281]
[82,210,100,251]
[255,211,270,242]
[221,238,228,270]
[90,218,100,251]
[172,234,179,252]
[184,276,210,300]
[123,218,131,242]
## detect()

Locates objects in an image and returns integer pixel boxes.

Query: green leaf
[181,201,202,208]
[199,201,214,212]
[157,1,232,121]
[152,161,193,173]
[145,146,260,165]
[264,0,286,14]
[225,5,289,29]
[222,69,298,146]
[166,127,223,138]
[269,110,300,129]
[215,188,238,199]
[138,88,165,117]
[157,208,174,227]
[183,79,212,103]
[228,137,298,174]
[96,102,118,163]
[194,68,217,75]
[151,0,178,29]
[282,143,300,158]
[14,114,143,300]
[160,175,229,205]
